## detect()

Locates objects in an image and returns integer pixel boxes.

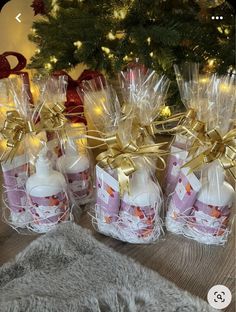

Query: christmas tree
[28,0,235,78]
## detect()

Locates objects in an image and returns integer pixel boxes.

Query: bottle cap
[36,147,52,173]
[208,161,225,185]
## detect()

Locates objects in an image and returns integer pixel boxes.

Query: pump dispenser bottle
[187,162,234,243]
[119,158,162,241]
[26,148,69,233]
[57,141,91,202]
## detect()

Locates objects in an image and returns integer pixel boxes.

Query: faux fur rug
[0,223,216,312]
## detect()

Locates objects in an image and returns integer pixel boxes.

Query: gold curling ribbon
[96,132,167,195]
[145,108,205,140]
[0,110,36,161]
[41,103,67,131]
[183,128,236,180]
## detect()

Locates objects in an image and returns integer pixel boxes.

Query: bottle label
[67,168,91,198]
[29,191,69,225]
[188,200,231,236]
[164,146,188,195]
[1,155,28,214]
[96,165,120,223]
[168,169,201,221]
[119,201,156,238]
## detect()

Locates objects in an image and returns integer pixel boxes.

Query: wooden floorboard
[0,209,235,312]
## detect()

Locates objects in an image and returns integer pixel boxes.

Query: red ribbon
[53,69,105,124]
[0,51,33,104]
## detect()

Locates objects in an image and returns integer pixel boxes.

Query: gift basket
[82,68,170,243]
[165,65,236,245]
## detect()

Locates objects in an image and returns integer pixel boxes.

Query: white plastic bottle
[26,148,69,233]
[119,159,163,243]
[57,141,91,203]
[187,162,235,244]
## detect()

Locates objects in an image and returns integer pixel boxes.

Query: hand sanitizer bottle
[57,141,92,203]
[187,162,234,244]
[26,148,69,233]
[119,158,163,243]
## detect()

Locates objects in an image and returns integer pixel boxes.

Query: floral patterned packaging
[166,70,236,245]
[83,67,169,243]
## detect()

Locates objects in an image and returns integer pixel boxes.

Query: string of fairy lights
[30,0,235,74]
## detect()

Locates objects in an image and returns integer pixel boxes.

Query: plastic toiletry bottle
[57,141,91,202]
[26,148,69,233]
[119,158,162,243]
[187,162,234,244]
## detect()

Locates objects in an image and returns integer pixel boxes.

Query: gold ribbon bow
[41,103,67,131]
[0,110,35,161]
[96,132,167,195]
[183,128,236,180]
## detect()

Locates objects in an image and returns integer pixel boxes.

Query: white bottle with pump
[119,158,163,242]
[57,141,91,203]
[26,148,69,233]
[187,161,235,244]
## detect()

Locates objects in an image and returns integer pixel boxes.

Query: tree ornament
[196,0,225,8]
[31,0,46,16]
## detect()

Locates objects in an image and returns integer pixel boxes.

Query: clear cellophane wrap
[82,68,170,243]
[0,76,75,233]
[166,70,236,245]
[38,76,95,209]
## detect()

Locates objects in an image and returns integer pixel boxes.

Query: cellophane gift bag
[0,77,72,233]
[166,73,236,245]
[82,68,170,243]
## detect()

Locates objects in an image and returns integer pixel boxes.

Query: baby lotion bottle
[57,141,91,203]
[187,162,234,244]
[26,148,69,233]
[119,158,163,243]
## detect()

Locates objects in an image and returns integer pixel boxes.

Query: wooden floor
[0,208,235,312]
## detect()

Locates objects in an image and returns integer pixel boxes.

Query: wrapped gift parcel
[166,74,236,245]
[164,63,210,196]
[0,79,71,233]
[83,74,169,243]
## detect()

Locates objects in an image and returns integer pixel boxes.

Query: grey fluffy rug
[0,223,216,312]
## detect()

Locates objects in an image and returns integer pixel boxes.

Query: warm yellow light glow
[123,55,132,61]
[101,46,111,54]
[69,123,87,151]
[115,31,125,39]
[147,37,151,45]
[199,77,209,84]
[114,8,127,20]
[35,48,41,54]
[50,56,58,63]
[150,51,154,57]
[224,28,230,35]
[219,83,231,93]
[94,106,103,115]
[108,53,114,59]
[44,63,52,70]
[0,139,7,152]
[107,32,116,40]
[217,27,223,34]
[160,106,171,118]
[208,59,216,67]
[74,40,82,49]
